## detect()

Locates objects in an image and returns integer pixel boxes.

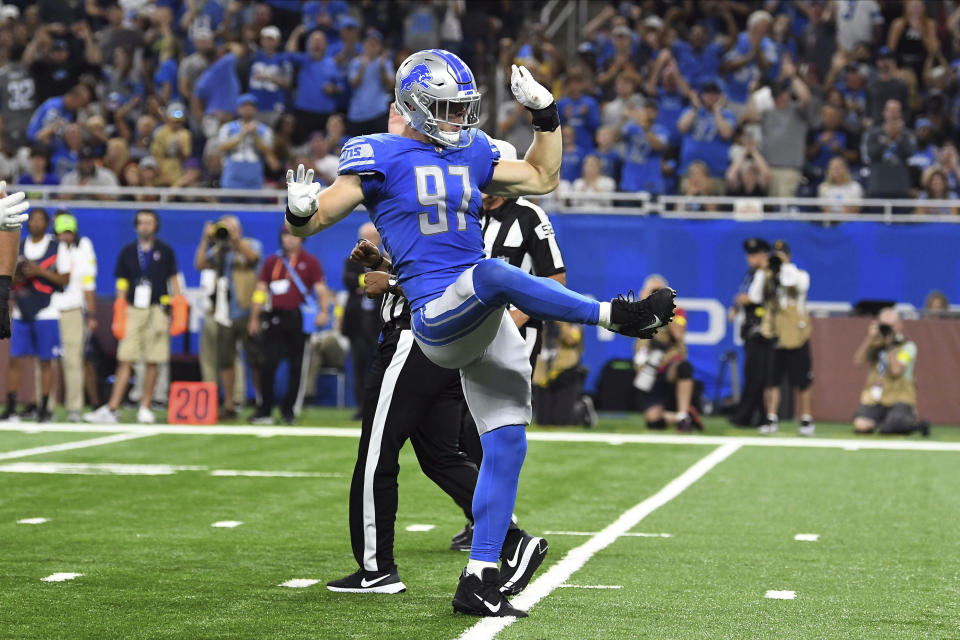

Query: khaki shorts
[117,305,170,364]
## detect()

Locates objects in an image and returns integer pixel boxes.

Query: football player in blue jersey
[283,49,676,617]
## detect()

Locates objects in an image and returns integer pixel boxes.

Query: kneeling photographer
[195,215,262,419]
[852,307,929,436]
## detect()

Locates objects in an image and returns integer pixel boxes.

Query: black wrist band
[528,101,560,132]
[371,255,384,270]
[285,206,313,227]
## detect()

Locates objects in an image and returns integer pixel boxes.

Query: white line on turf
[456,443,741,640]
[765,590,797,600]
[0,462,204,475]
[544,531,672,538]
[17,517,49,525]
[279,579,319,588]
[42,573,82,582]
[211,521,243,528]
[0,431,156,460]
[794,533,819,541]
[405,524,435,532]
[209,470,343,478]
[0,462,342,478]
[1,423,958,453]
[558,584,623,589]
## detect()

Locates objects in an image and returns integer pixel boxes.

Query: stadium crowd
[0,0,959,210]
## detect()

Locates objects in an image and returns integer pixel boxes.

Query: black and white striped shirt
[379,198,565,332]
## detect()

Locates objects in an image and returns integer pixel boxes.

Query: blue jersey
[338,131,501,310]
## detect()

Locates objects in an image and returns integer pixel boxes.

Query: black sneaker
[19,404,38,422]
[610,288,677,338]
[0,406,18,422]
[498,529,548,596]
[917,419,931,437]
[450,522,473,551]
[326,568,406,594]
[452,567,527,618]
[36,410,52,423]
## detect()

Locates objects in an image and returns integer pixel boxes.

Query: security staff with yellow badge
[85,210,188,425]
[51,210,98,422]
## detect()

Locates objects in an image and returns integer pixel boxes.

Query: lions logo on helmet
[394,49,482,149]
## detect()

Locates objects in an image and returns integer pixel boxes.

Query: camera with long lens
[878,323,893,338]
[211,222,231,244]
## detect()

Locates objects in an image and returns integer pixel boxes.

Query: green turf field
[0,410,957,639]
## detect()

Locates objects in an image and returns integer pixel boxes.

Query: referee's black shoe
[452,567,527,618]
[610,288,677,338]
[450,522,473,551]
[326,568,406,594]
[498,529,548,596]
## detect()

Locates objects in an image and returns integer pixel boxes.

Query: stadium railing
[14,184,960,224]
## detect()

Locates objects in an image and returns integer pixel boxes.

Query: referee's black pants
[732,336,774,427]
[348,326,478,573]
[258,309,309,419]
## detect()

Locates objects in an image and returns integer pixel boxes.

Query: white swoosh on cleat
[505,542,522,568]
[360,575,391,588]
[474,593,502,613]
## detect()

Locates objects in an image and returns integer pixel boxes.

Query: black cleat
[610,288,677,338]
[498,529,548,596]
[450,522,473,551]
[326,568,406,594]
[452,567,527,618]
[917,419,931,438]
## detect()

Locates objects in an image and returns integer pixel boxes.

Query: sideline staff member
[85,210,186,425]
[730,237,773,427]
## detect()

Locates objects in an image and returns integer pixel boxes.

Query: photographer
[730,238,774,427]
[633,275,703,433]
[195,215,262,420]
[760,240,815,436]
[852,308,929,436]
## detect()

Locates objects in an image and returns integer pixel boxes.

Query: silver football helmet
[394,49,481,148]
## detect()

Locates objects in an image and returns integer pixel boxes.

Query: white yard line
[456,443,741,640]
[0,423,958,453]
[0,431,155,461]
[544,531,672,538]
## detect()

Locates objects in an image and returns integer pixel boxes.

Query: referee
[326,242,546,597]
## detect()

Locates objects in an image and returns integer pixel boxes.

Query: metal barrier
[12,183,960,223]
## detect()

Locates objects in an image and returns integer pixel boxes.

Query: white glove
[285,164,321,218]
[0,181,29,232]
[510,64,554,110]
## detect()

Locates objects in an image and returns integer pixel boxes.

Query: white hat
[260,25,281,40]
[490,138,518,161]
[0,5,19,20]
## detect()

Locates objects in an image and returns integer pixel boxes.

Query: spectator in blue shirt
[677,79,736,177]
[557,71,600,153]
[669,16,736,88]
[620,100,668,195]
[302,1,350,38]
[720,11,779,117]
[908,118,937,174]
[596,24,641,95]
[560,125,586,183]
[594,126,622,184]
[154,45,181,104]
[26,84,92,145]
[181,0,226,49]
[192,48,241,139]
[807,104,856,180]
[286,27,345,144]
[249,25,294,126]
[346,30,394,137]
[645,54,693,149]
[218,94,277,189]
[18,146,60,187]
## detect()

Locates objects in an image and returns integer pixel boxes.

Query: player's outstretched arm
[486,65,561,197]
[284,165,365,237]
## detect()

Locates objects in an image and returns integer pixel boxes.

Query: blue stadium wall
[69,207,960,405]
